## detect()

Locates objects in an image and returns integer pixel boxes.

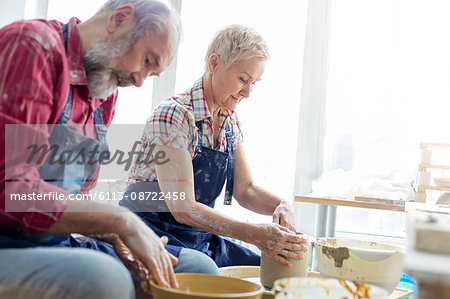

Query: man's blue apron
[120,117,260,268]
[0,23,118,259]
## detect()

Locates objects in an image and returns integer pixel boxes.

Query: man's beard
[83,37,136,99]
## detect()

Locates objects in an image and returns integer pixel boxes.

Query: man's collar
[65,17,88,86]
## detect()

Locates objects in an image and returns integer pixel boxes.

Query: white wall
[0,0,48,28]
[0,0,26,28]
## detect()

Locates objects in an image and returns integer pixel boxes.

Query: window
[323,0,450,240]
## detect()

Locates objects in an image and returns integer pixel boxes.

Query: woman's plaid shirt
[128,78,243,183]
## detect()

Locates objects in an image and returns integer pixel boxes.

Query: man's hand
[90,233,153,293]
[46,201,178,289]
[273,201,296,232]
[119,213,179,289]
[91,220,179,291]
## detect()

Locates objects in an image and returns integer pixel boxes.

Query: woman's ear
[207,53,220,74]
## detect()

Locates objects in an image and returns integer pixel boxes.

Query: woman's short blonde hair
[205,24,269,71]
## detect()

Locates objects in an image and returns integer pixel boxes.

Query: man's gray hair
[100,0,182,47]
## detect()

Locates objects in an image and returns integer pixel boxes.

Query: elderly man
[0,1,217,298]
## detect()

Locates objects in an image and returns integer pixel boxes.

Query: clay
[321,246,350,267]
[273,277,388,299]
[260,238,309,289]
[338,280,371,298]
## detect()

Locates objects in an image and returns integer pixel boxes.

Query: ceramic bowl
[312,238,405,293]
[150,273,263,299]
[218,266,332,299]
[273,277,389,299]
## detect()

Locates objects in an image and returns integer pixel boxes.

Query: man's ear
[207,53,221,74]
[106,5,135,34]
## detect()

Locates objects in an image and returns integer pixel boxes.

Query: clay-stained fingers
[273,202,296,232]
[144,242,177,288]
[279,249,305,260]
[284,241,308,252]
[167,255,178,288]
[148,257,169,288]
[277,225,292,233]
[134,260,150,282]
[286,222,296,233]
[112,237,152,281]
[278,215,295,232]
[134,249,175,289]
[163,252,178,288]
[119,215,179,289]
[274,254,292,267]
[161,256,170,287]
[272,213,280,225]
[284,232,308,244]
[159,249,178,288]
[140,279,152,294]
[141,267,150,282]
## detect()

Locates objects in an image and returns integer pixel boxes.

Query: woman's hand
[252,223,308,267]
[273,201,296,232]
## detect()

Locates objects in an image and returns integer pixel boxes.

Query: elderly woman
[120,25,307,272]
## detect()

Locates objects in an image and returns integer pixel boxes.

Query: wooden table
[295,195,405,238]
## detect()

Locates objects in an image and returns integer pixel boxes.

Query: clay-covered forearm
[234,183,282,215]
[174,200,257,241]
[153,145,261,243]
[45,200,131,236]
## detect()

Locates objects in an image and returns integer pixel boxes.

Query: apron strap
[62,23,68,51]
[56,23,72,125]
[93,108,108,143]
[223,121,234,205]
[195,120,204,150]
[56,88,72,124]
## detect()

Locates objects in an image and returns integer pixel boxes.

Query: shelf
[417,143,450,202]
[421,142,450,149]
[418,185,450,192]
[295,195,405,212]
[419,163,450,171]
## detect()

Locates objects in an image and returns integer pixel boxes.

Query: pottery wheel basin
[150,273,263,299]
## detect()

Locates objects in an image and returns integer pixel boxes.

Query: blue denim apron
[120,118,260,267]
[0,24,117,259]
